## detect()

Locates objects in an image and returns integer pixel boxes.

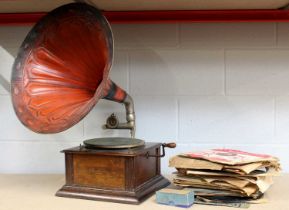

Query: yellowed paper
[169,155,223,170]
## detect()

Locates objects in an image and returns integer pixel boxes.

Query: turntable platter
[83,137,145,149]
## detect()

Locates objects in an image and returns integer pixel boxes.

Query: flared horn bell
[11,3,135,136]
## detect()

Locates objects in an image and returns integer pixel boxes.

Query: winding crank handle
[145,142,176,158]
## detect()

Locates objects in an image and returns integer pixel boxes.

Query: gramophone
[10,3,175,204]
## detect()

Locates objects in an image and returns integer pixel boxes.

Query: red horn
[11,3,135,136]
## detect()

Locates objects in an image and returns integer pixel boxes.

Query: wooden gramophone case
[10,3,174,204]
[56,143,171,204]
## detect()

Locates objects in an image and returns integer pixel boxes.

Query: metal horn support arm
[102,80,135,138]
[104,94,136,138]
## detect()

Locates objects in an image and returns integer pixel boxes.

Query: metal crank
[145,143,176,158]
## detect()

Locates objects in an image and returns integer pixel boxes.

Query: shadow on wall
[128,49,178,139]
[0,74,10,93]
[0,26,31,93]
[0,47,14,94]
[0,26,32,94]
[129,49,177,95]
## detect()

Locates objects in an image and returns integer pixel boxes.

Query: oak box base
[56,175,169,204]
[55,143,170,204]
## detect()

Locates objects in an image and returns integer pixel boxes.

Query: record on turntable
[84,137,145,149]
[10,2,175,204]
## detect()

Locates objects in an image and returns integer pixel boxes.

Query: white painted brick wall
[1,22,289,174]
